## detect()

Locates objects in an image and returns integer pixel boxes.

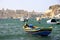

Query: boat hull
[26,30,51,36]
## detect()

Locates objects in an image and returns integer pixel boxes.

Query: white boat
[47,19,57,24]
[20,17,29,22]
[47,19,60,24]
[36,17,41,21]
[20,17,24,21]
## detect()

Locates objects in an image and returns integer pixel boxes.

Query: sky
[0,0,60,12]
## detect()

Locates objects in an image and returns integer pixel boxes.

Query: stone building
[44,4,60,18]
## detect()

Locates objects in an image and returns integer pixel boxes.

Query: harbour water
[0,18,60,40]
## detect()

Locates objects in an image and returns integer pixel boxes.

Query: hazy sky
[0,0,60,12]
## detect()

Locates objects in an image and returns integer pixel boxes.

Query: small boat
[47,19,60,24]
[36,17,41,21]
[36,17,41,23]
[20,17,29,22]
[23,23,53,36]
[20,17,24,21]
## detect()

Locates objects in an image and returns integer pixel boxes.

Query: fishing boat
[23,23,53,36]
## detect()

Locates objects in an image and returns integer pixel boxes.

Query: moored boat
[47,19,60,25]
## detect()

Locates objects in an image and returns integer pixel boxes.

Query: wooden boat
[23,24,53,36]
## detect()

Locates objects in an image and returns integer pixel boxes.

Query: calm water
[0,18,60,40]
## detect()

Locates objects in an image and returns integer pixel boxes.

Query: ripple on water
[52,34,60,40]
[0,19,60,40]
